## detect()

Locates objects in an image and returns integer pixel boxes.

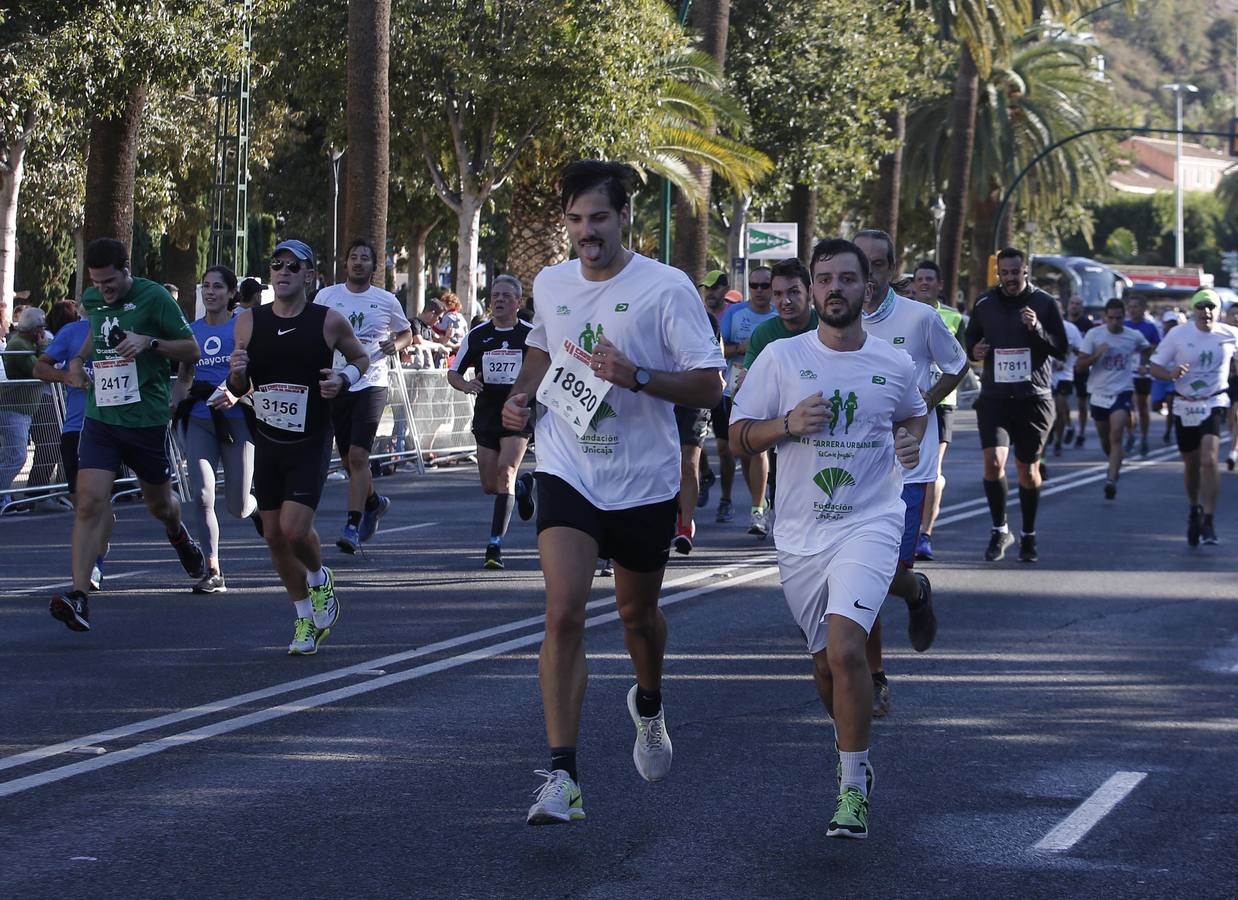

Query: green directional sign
[746,222,798,259]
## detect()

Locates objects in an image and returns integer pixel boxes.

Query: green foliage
[13,224,74,304]
[1104,226,1138,260]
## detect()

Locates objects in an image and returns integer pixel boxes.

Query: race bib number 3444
[536,339,612,438]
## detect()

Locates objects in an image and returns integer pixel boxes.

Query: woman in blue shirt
[173,265,258,594]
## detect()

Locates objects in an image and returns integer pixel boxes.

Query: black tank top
[247,301,333,440]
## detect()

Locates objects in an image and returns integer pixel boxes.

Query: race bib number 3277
[536,339,612,438]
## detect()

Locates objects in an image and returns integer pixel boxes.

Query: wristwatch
[148,338,160,352]
[630,367,651,393]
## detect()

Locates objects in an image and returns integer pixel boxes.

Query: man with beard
[448,274,536,568]
[314,238,413,553]
[854,231,967,718]
[965,247,1067,563]
[730,240,925,840]
[501,161,723,826]
[228,239,369,655]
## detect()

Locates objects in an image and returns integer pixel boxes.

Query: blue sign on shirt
[190,318,242,419]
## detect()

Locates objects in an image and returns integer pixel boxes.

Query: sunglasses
[269,258,305,273]
[748,282,771,289]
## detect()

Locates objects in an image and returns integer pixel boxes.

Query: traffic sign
[745,222,798,260]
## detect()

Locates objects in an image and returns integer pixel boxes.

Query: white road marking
[0,564,777,799]
[9,569,156,597]
[371,522,438,536]
[0,557,774,777]
[1033,770,1147,851]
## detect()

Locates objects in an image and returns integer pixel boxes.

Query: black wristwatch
[148,338,160,352]
[630,367,651,393]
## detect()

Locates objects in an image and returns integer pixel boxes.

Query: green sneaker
[827,786,869,839]
[527,769,586,826]
[309,568,339,631]
[288,617,328,656]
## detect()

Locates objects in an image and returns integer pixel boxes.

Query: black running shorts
[534,473,677,573]
[1074,369,1090,398]
[974,395,1055,464]
[935,404,955,445]
[1174,407,1226,454]
[1133,376,1152,397]
[675,405,710,448]
[254,429,333,511]
[710,396,733,442]
[331,385,388,456]
[78,418,172,485]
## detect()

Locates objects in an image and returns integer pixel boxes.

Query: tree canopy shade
[393,0,680,310]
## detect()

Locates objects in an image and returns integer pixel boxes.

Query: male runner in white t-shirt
[313,238,413,552]
[501,161,724,826]
[1150,289,1238,545]
[731,241,926,840]
[1075,298,1151,499]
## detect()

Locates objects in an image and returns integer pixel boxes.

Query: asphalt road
[1,409,1236,899]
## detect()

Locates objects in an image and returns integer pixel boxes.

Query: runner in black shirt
[448,275,536,569]
[965,247,1067,563]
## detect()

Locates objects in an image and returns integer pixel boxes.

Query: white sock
[995,523,1009,534]
[294,598,312,618]
[840,749,870,798]
[306,566,328,587]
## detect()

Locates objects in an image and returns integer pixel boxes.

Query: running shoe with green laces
[309,568,340,631]
[827,786,870,839]
[288,616,328,655]
[527,769,585,826]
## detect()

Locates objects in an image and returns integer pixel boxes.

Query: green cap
[1191,288,1220,309]
[699,270,727,288]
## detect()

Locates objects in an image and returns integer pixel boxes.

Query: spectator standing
[0,307,48,507]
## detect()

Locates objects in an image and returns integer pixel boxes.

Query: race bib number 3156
[536,340,612,438]
[254,382,309,433]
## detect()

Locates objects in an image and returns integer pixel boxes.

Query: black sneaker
[516,472,536,521]
[1139,437,1149,456]
[1075,432,1085,448]
[1063,426,1075,445]
[1038,460,1049,482]
[172,531,207,579]
[1188,505,1203,547]
[1103,480,1116,500]
[1018,533,1038,563]
[1052,440,1062,457]
[50,591,90,632]
[483,543,504,569]
[906,572,937,652]
[984,529,1014,561]
[1201,515,1219,545]
[192,572,227,594]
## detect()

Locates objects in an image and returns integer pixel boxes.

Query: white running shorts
[776,514,902,654]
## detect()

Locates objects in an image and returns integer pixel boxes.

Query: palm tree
[345,0,391,284]
[504,43,770,293]
[906,31,1113,299]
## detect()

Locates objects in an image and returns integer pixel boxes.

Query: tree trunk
[73,227,85,300]
[941,50,978,309]
[0,114,32,334]
[670,0,731,283]
[872,106,906,248]
[345,0,391,286]
[787,183,817,263]
[83,80,147,249]
[727,193,751,267]
[407,216,439,318]
[163,233,199,321]
[455,198,482,319]
[507,172,570,298]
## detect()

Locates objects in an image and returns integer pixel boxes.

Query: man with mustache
[965,247,1067,563]
[730,241,926,840]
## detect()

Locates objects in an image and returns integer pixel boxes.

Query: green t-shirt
[83,277,193,428]
[743,309,819,369]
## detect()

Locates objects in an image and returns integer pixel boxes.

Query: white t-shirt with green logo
[529,254,725,510]
[1149,321,1238,405]
[731,330,925,556]
[315,283,412,391]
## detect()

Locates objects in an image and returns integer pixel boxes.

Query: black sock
[1018,484,1040,534]
[983,477,1007,528]
[167,522,188,543]
[347,511,362,528]
[872,670,887,686]
[490,493,514,542]
[635,687,662,718]
[365,492,381,512]
[550,746,577,782]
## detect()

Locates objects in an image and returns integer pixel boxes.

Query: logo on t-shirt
[799,369,817,380]
[871,375,886,385]
[813,466,856,499]
[614,303,630,312]
[826,390,860,435]
[1200,350,1214,368]
[578,323,605,352]
[348,310,366,331]
[556,305,570,316]
[588,400,617,431]
[892,337,905,344]
[203,335,222,356]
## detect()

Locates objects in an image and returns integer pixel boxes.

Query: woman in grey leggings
[172,266,258,593]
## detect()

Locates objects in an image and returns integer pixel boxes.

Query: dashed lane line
[1033,771,1148,851]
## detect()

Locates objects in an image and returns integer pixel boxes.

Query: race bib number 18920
[536,339,613,438]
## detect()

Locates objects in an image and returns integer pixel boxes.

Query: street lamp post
[1161,83,1199,268]
[930,195,946,262]
[329,145,346,281]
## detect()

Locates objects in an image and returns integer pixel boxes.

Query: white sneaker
[626,684,673,782]
[526,769,585,825]
[748,507,768,537]
[287,617,327,655]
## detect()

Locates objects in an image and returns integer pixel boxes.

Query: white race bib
[254,382,309,433]
[482,349,522,385]
[536,339,613,439]
[994,347,1032,383]
[94,358,141,407]
[1090,389,1118,410]
[725,363,744,395]
[1178,400,1211,428]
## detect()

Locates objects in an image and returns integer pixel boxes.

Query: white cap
[1161,308,1184,324]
